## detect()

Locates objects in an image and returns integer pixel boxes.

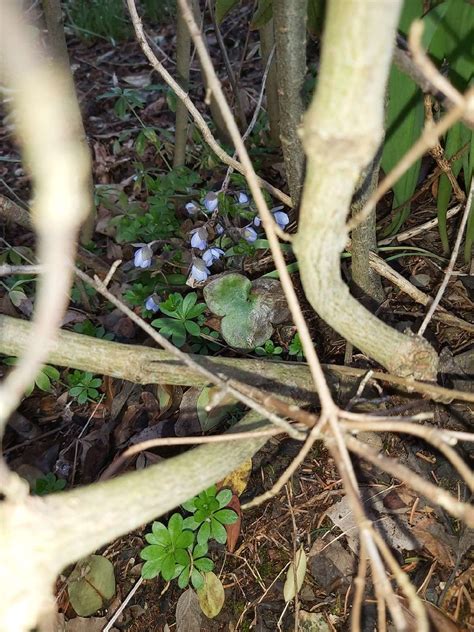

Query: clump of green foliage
[140,485,237,589]
[151,292,207,348]
[67,370,103,404]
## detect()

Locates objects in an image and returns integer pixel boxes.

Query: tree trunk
[350,147,385,305]
[173,1,191,167]
[273,0,307,210]
[259,17,280,146]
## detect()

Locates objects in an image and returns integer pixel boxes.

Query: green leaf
[176,530,195,549]
[183,515,200,530]
[216,489,232,508]
[215,0,239,24]
[171,325,187,348]
[182,498,197,513]
[140,545,167,562]
[194,557,214,573]
[381,0,425,235]
[213,508,238,525]
[191,568,205,590]
[437,122,470,252]
[182,292,197,315]
[186,303,207,319]
[35,371,52,393]
[210,517,227,544]
[250,0,272,30]
[197,386,237,432]
[42,365,60,380]
[87,388,99,400]
[69,386,83,397]
[192,542,208,559]
[175,548,190,567]
[141,559,163,580]
[184,320,201,337]
[152,521,170,542]
[88,378,102,388]
[161,553,178,581]
[9,288,27,306]
[167,513,184,541]
[178,565,191,589]
[203,274,289,349]
[197,521,211,546]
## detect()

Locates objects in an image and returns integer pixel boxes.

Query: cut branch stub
[204,273,290,349]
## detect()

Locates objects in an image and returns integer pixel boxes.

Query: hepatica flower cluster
[131,188,289,313]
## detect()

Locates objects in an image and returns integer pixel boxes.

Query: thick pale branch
[0,315,472,404]
[1,411,268,631]
[293,0,438,380]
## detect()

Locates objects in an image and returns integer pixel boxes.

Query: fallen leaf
[176,588,202,632]
[308,538,355,592]
[219,457,252,496]
[197,572,225,618]
[298,611,330,632]
[412,515,456,567]
[284,545,307,602]
[67,555,115,617]
[65,616,108,632]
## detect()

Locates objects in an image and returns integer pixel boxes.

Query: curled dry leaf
[224,494,242,553]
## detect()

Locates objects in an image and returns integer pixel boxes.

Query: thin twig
[345,435,474,526]
[103,576,144,632]
[418,178,473,336]
[409,21,465,112]
[341,418,474,491]
[242,413,327,510]
[368,251,474,334]
[377,203,462,245]
[347,99,471,232]
[350,536,367,632]
[221,44,275,193]
[125,0,291,208]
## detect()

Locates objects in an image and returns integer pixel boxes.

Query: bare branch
[418,178,474,336]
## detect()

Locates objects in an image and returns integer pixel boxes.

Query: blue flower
[202,247,225,267]
[253,207,289,231]
[237,191,249,205]
[145,295,160,313]
[203,192,218,213]
[216,223,225,235]
[185,201,200,216]
[273,210,289,230]
[243,225,258,243]
[134,244,153,269]
[190,226,208,250]
[190,258,210,282]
